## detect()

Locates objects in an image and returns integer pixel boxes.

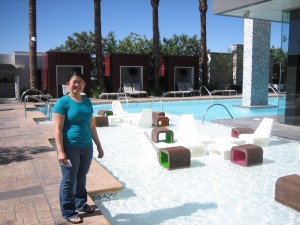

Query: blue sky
[0,0,282,54]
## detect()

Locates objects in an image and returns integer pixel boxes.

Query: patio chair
[129,109,153,128]
[132,83,148,97]
[109,100,130,123]
[184,82,199,96]
[238,117,274,147]
[123,83,140,97]
[177,82,192,96]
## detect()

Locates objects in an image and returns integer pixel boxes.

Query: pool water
[93,97,284,121]
[94,114,300,225]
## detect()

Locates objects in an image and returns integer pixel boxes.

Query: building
[212,0,300,125]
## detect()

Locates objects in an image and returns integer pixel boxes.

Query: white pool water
[93,114,300,225]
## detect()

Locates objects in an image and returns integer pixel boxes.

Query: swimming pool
[93,115,300,225]
[93,97,284,121]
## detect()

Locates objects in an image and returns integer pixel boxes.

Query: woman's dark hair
[67,70,84,82]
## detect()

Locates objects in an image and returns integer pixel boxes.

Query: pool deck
[0,94,299,225]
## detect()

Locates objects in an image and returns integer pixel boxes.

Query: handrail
[199,85,214,101]
[22,88,53,119]
[117,87,128,103]
[149,97,163,112]
[268,85,279,96]
[202,103,233,124]
[20,88,45,104]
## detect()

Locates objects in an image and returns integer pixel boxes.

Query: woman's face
[67,75,85,94]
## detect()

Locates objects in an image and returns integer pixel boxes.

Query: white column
[242,19,271,106]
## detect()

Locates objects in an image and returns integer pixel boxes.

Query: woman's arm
[90,119,104,158]
[53,113,68,164]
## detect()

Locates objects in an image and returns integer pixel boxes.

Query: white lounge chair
[238,117,274,147]
[129,109,153,128]
[132,83,148,97]
[109,100,130,123]
[123,83,140,97]
[177,82,192,96]
[184,82,199,96]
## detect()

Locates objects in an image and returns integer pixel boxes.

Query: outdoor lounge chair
[132,83,148,97]
[123,83,140,97]
[129,109,153,128]
[177,82,192,96]
[238,117,274,147]
[109,100,130,123]
[184,82,199,96]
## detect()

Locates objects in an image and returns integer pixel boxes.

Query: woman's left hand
[97,146,104,158]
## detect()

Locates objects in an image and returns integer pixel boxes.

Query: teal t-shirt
[53,95,93,148]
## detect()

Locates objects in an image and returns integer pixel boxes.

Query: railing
[199,85,214,101]
[149,97,163,112]
[202,103,233,124]
[21,89,53,119]
[117,87,128,103]
[268,85,279,96]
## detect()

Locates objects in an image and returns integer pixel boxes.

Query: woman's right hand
[57,151,67,165]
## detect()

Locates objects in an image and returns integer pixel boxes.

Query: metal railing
[199,85,214,101]
[202,103,233,124]
[117,87,128,103]
[149,97,163,112]
[21,89,53,119]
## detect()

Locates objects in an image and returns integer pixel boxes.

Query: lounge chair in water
[156,114,214,157]
[238,117,274,147]
[129,109,153,128]
[109,100,130,123]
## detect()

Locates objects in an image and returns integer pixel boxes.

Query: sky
[0,0,282,54]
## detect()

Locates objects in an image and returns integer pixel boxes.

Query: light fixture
[243,11,250,18]
[31,36,36,42]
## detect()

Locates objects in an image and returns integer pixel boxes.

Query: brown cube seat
[159,146,191,170]
[93,116,109,127]
[231,127,255,138]
[153,116,169,127]
[231,144,263,166]
[97,110,113,116]
[151,127,173,143]
[275,174,300,212]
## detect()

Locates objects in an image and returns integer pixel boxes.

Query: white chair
[132,83,148,97]
[177,82,192,96]
[109,100,130,123]
[238,117,274,147]
[123,83,140,97]
[129,109,153,128]
[176,114,211,157]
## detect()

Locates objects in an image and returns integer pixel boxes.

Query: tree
[94,0,106,92]
[161,34,200,56]
[151,0,161,94]
[117,32,152,54]
[199,0,208,86]
[270,46,288,84]
[29,0,38,89]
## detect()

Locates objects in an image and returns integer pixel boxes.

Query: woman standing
[53,70,104,224]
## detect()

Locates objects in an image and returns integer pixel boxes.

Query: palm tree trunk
[199,0,208,86]
[94,0,106,92]
[29,0,38,89]
[151,0,161,94]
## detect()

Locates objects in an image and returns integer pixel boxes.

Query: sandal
[67,216,82,224]
[81,204,95,213]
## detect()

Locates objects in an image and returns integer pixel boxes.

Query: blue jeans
[59,146,93,220]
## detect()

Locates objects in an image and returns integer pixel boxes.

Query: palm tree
[29,0,38,89]
[94,0,106,92]
[199,0,208,86]
[151,0,161,94]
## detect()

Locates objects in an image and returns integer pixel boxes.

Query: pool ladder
[202,103,233,124]
[21,89,53,120]
[150,97,163,112]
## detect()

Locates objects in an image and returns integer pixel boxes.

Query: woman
[53,70,104,224]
